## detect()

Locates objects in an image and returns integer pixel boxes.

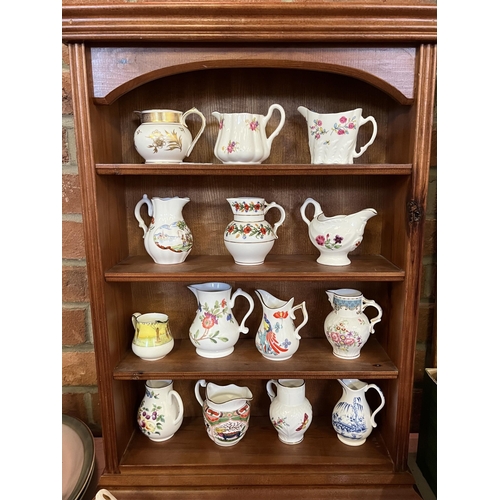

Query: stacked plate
[62,415,95,500]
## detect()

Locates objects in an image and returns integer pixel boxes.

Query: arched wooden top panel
[90,45,416,105]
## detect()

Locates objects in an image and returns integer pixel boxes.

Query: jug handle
[194,379,207,407]
[230,288,255,334]
[95,489,119,500]
[364,383,385,428]
[362,298,383,334]
[264,202,286,237]
[169,390,184,426]
[300,198,323,225]
[291,301,308,340]
[134,194,153,236]
[182,107,207,157]
[131,312,141,329]
[353,115,377,159]
[263,104,286,147]
[266,379,278,401]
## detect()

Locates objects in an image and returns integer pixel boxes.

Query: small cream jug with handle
[267,379,313,445]
[324,289,382,359]
[131,312,174,361]
[212,104,286,163]
[298,106,377,164]
[134,108,206,163]
[224,197,286,265]
[300,198,377,266]
[188,282,255,358]
[135,194,193,264]
[195,379,253,447]
[137,379,184,442]
[332,378,385,446]
[255,289,308,361]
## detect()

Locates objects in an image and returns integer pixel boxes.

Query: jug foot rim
[278,436,304,445]
[196,347,235,358]
[337,435,366,446]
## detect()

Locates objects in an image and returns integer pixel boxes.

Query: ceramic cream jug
[300,198,377,266]
[188,282,255,358]
[212,104,286,164]
[224,197,286,265]
[255,289,308,361]
[324,289,382,359]
[332,379,385,446]
[135,194,193,264]
[297,106,377,164]
[137,380,184,442]
[131,312,174,361]
[195,379,253,447]
[267,379,313,445]
[134,108,206,163]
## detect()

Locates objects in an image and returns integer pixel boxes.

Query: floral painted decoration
[315,233,343,249]
[190,299,233,345]
[246,117,260,131]
[146,129,183,153]
[230,200,263,213]
[222,140,239,153]
[326,320,364,352]
[225,223,272,240]
[137,389,165,437]
[332,116,357,135]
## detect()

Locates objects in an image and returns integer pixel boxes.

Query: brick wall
[62,43,101,435]
[61,44,437,437]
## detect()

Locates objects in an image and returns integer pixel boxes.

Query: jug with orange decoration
[254,289,308,361]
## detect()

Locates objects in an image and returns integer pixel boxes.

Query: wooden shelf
[96,163,412,176]
[105,254,405,282]
[119,416,395,479]
[114,337,397,380]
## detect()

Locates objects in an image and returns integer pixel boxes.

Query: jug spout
[212,111,222,121]
[255,289,293,310]
[297,106,310,120]
[187,284,201,301]
[357,208,377,221]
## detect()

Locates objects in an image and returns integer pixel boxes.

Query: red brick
[62,173,82,214]
[62,220,86,259]
[62,307,87,345]
[62,351,97,386]
[62,70,73,115]
[62,127,69,164]
[62,43,70,67]
[62,266,89,302]
[62,392,87,420]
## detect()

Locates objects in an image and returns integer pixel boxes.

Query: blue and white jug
[332,379,385,446]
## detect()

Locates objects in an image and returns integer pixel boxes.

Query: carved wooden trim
[62,3,437,43]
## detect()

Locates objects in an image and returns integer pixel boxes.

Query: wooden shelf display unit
[63,3,436,498]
